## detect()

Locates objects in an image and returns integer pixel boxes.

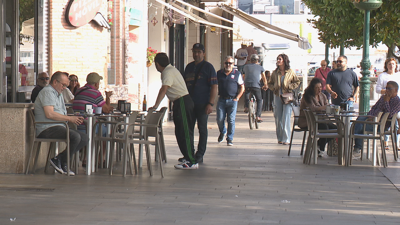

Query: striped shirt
[72,84,106,130]
[72,84,106,113]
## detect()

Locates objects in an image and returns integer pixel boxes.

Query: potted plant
[147,47,158,67]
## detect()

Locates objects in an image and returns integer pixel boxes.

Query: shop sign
[65,0,103,27]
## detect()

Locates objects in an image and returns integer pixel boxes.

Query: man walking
[326,55,359,106]
[34,71,88,176]
[314,60,331,99]
[246,42,258,64]
[235,43,248,74]
[31,72,49,103]
[150,53,197,169]
[243,54,268,122]
[216,56,244,146]
[183,43,217,163]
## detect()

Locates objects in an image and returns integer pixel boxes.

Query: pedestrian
[216,56,244,146]
[243,54,268,122]
[268,53,300,145]
[31,72,50,103]
[34,71,88,176]
[182,43,218,163]
[326,55,359,107]
[150,53,197,169]
[331,61,337,70]
[314,60,331,100]
[246,42,257,64]
[235,43,248,74]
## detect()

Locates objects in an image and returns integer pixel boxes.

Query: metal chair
[349,112,390,167]
[25,109,73,176]
[112,108,166,177]
[288,105,307,156]
[303,109,344,165]
[383,117,398,161]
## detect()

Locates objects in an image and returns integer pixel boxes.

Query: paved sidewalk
[0,111,399,225]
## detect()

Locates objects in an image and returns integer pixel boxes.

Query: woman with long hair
[68,74,80,95]
[268,54,300,145]
[298,78,336,157]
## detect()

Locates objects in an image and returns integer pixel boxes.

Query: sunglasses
[337,60,344,63]
[38,77,49,80]
[386,87,394,91]
[224,62,233,65]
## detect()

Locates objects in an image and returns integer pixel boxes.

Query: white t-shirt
[236,48,248,66]
[375,72,400,96]
[62,88,74,103]
[161,65,189,101]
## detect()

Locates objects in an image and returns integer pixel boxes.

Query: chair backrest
[303,109,313,134]
[145,107,167,137]
[292,105,301,125]
[28,109,37,137]
[379,112,390,134]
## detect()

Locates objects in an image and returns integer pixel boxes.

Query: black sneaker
[178,157,188,163]
[61,162,75,176]
[49,157,63,174]
[227,140,233,146]
[218,133,226,143]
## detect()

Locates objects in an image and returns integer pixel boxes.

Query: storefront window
[19,0,35,88]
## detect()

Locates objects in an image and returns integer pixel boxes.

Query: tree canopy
[302,0,398,54]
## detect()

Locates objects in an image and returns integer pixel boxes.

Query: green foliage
[303,0,383,49]
[19,0,35,31]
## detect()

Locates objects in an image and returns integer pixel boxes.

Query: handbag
[280,92,294,104]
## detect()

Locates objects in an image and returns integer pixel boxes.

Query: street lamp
[353,0,382,115]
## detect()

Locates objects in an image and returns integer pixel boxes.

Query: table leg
[86,116,93,175]
[344,117,349,166]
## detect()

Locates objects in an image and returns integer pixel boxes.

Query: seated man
[31,72,49,103]
[34,71,88,176]
[353,81,400,158]
[72,72,113,133]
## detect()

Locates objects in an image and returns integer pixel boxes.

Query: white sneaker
[174,162,199,170]
[353,148,361,158]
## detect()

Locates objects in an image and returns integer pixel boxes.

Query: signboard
[65,0,103,27]
[265,6,279,14]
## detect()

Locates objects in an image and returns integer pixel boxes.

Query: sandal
[278,141,283,144]
[385,146,390,151]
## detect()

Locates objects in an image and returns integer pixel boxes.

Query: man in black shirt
[31,72,50,103]
[326,55,359,106]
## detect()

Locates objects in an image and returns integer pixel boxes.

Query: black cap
[192,43,205,52]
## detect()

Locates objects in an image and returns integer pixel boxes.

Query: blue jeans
[78,123,107,137]
[273,94,292,143]
[216,98,238,141]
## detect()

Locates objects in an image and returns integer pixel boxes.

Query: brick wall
[49,0,109,86]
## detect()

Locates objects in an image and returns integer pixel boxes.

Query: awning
[218,4,312,50]
[172,0,234,25]
[153,0,234,31]
[21,18,34,37]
